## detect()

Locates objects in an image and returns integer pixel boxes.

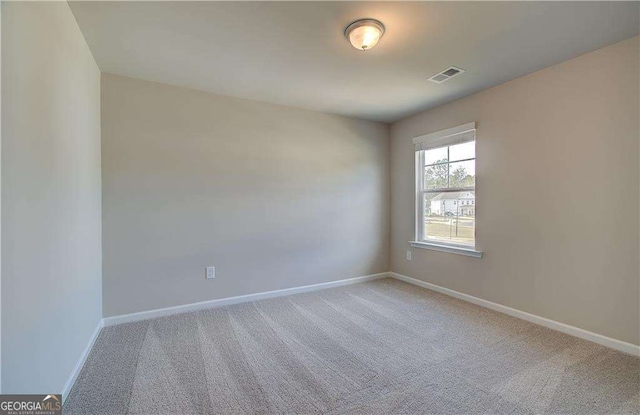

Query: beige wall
[391,36,640,345]
[1,1,102,393]
[101,74,390,317]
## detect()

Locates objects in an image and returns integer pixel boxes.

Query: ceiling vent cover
[428,66,465,84]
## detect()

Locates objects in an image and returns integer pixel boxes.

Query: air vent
[428,66,465,84]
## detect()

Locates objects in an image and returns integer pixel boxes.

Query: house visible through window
[414,123,476,248]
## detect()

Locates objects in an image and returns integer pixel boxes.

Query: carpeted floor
[64,278,639,414]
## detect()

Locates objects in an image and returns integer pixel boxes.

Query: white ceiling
[69,1,639,123]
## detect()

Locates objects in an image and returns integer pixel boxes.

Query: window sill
[409,241,483,258]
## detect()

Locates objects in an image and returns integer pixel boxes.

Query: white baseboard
[61,319,104,403]
[103,272,389,327]
[389,272,640,357]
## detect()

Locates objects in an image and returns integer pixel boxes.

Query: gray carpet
[64,278,639,414]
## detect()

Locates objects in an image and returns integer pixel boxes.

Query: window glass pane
[448,160,475,188]
[424,147,448,166]
[424,192,437,217]
[424,192,475,246]
[449,141,475,162]
[425,163,448,189]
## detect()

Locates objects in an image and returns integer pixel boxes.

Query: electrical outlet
[206,266,215,279]
[406,251,412,261]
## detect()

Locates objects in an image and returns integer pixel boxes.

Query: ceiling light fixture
[344,18,385,51]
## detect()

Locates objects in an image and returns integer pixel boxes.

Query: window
[412,123,480,256]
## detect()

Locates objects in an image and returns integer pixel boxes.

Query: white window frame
[411,123,483,258]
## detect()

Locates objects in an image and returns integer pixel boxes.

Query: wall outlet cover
[206,266,215,279]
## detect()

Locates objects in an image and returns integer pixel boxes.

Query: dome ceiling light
[344,18,385,51]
